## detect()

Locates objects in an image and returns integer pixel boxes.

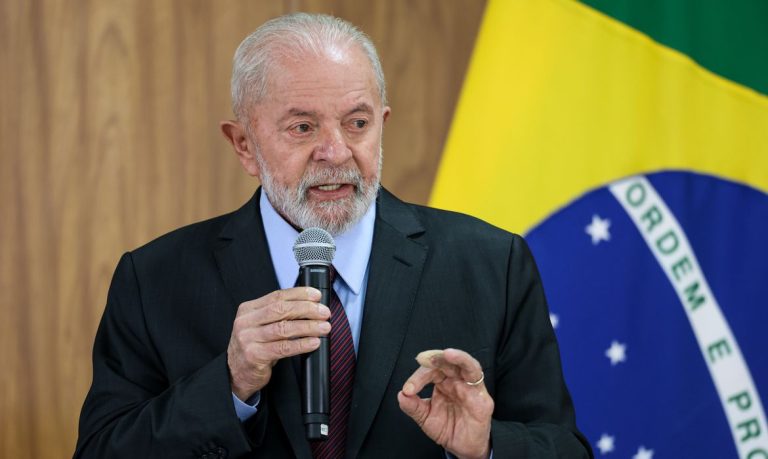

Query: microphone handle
[298,264,330,440]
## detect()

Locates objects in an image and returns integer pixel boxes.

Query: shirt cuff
[232,391,261,422]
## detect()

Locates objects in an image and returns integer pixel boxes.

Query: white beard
[256,148,381,236]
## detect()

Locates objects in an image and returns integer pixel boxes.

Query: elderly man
[75,13,591,459]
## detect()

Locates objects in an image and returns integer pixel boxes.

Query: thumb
[397,390,430,426]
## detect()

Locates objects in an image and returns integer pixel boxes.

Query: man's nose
[312,126,352,164]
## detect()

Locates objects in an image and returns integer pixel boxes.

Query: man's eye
[292,123,312,134]
[352,119,367,129]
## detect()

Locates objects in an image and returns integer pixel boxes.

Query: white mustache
[298,167,363,193]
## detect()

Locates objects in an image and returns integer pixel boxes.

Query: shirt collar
[260,190,376,294]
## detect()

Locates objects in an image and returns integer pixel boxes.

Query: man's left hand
[397,348,494,459]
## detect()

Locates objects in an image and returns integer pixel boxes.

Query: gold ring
[465,371,484,386]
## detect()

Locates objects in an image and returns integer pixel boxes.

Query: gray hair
[231,13,387,120]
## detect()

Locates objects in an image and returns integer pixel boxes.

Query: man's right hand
[227,287,331,400]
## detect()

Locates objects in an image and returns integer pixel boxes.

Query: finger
[236,287,322,317]
[275,286,322,302]
[232,302,329,339]
[416,350,464,380]
[415,349,444,369]
[255,319,331,341]
[442,348,484,385]
[397,390,431,427]
[261,299,331,323]
[248,299,331,325]
[402,366,443,396]
[419,348,483,386]
[259,336,323,360]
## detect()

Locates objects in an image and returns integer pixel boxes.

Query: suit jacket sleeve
[73,253,253,459]
[490,235,593,458]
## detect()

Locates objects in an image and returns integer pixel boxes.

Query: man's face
[234,45,390,235]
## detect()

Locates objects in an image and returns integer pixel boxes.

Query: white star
[585,214,611,245]
[550,313,559,329]
[633,446,654,459]
[605,340,627,365]
[596,433,615,454]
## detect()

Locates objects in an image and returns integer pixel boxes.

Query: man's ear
[382,106,391,123]
[220,120,260,177]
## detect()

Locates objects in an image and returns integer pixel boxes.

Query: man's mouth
[316,184,343,191]
[307,183,355,199]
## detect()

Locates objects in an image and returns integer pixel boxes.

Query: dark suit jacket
[75,188,592,458]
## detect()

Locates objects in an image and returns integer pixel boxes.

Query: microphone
[293,227,335,441]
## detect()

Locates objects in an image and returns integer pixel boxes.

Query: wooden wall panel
[0,1,486,457]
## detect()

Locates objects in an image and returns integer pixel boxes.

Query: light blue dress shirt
[232,191,376,420]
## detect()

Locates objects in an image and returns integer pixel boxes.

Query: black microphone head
[293,227,336,267]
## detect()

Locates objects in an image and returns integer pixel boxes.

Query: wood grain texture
[0,1,486,457]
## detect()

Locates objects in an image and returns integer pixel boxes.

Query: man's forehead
[265,47,378,95]
[261,65,380,118]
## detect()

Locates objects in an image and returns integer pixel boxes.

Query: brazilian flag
[430,1,768,457]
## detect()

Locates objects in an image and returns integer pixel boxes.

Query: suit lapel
[213,190,312,459]
[346,189,428,458]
